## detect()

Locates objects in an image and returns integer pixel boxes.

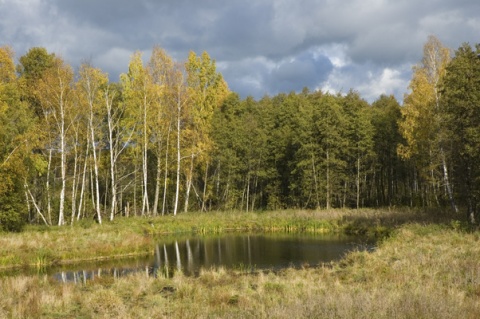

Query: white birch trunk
[58,95,66,226]
[77,145,89,221]
[153,145,162,216]
[184,153,194,213]
[201,161,209,212]
[90,106,102,224]
[142,92,150,216]
[70,131,79,225]
[356,156,361,209]
[326,148,331,210]
[162,124,171,216]
[312,154,320,209]
[105,89,118,221]
[173,97,181,216]
[46,148,53,225]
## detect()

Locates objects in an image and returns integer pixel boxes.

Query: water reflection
[153,234,372,276]
[53,265,153,284]
[50,233,373,283]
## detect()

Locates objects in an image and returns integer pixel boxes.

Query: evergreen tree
[440,43,480,223]
[341,91,375,208]
[371,95,408,206]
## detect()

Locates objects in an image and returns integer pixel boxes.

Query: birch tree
[170,63,189,216]
[104,83,129,220]
[399,35,454,209]
[77,63,109,224]
[35,56,75,225]
[121,52,154,216]
[148,46,175,216]
[17,47,55,223]
[185,51,228,212]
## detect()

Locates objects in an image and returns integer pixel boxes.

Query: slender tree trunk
[201,161,209,212]
[153,146,162,216]
[25,182,49,226]
[312,154,320,209]
[142,94,150,216]
[216,162,221,200]
[326,149,331,210]
[77,145,89,221]
[441,149,458,212]
[162,124,171,216]
[173,98,181,216]
[356,156,361,209]
[105,89,119,221]
[90,162,95,215]
[134,160,138,217]
[46,148,53,225]
[107,123,117,221]
[70,133,79,225]
[467,164,476,224]
[90,107,102,224]
[252,173,258,211]
[184,153,194,213]
[246,173,250,212]
[58,99,66,226]
[24,187,32,223]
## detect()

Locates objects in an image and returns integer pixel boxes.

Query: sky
[1,0,479,103]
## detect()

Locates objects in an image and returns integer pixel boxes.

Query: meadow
[1,209,479,318]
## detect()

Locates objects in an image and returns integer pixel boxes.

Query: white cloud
[321,62,410,103]
[358,67,410,102]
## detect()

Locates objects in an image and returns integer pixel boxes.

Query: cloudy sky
[1,0,479,102]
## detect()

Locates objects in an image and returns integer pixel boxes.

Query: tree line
[0,36,479,231]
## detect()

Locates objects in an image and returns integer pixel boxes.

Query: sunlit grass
[0,222,478,318]
[0,208,463,270]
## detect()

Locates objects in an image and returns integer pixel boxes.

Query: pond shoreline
[12,232,374,281]
[0,208,459,271]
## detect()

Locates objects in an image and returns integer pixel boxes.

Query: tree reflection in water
[52,233,374,283]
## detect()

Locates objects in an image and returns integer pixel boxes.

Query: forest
[1,36,480,231]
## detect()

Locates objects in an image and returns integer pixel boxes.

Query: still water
[42,233,372,283]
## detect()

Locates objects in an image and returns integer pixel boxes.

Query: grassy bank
[0,222,478,318]
[0,208,457,269]
[0,208,463,269]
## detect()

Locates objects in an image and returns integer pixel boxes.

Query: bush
[0,196,26,232]
[0,208,25,232]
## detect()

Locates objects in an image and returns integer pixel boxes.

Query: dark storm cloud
[1,0,480,102]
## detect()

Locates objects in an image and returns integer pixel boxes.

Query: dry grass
[0,224,153,269]
[0,221,479,318]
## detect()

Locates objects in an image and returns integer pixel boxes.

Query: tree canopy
[1,38,480,231]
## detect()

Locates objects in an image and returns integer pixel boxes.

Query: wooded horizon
[1,36,480,231]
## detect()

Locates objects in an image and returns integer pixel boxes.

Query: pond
[5,233,374,283]
[149,233,374,276]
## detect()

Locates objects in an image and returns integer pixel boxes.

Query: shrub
[0,201,26,232]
